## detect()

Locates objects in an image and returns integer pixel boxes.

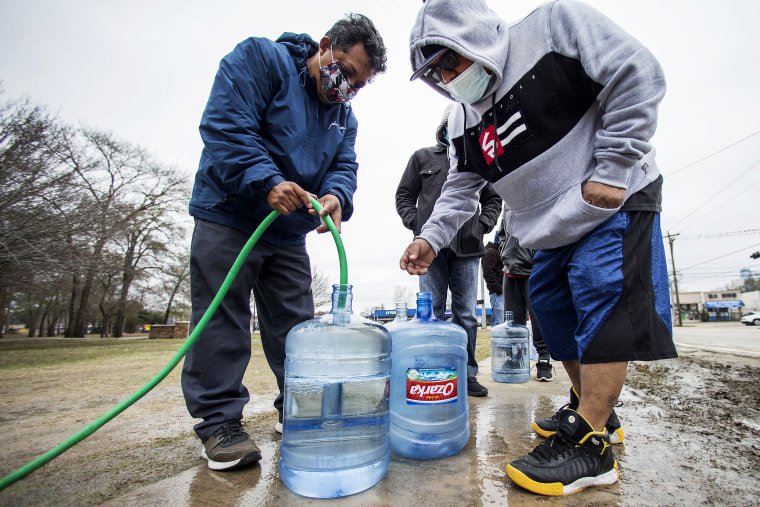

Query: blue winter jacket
[189,32,359,246]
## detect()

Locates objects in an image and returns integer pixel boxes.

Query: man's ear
[319,36,331,55]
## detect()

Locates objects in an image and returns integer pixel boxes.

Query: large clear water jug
[389,292,469,459]
[279,284,391,498]
[491,311,530,383]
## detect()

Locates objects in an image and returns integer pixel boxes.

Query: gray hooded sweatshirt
[409,0,666,251]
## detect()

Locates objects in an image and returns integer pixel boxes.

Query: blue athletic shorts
[529,211,676,363]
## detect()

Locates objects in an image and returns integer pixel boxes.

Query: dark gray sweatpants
[182,219,314,441]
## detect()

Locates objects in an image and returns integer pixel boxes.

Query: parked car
[740,312,760,326]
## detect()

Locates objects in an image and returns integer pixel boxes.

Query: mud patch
[622,356,760,505]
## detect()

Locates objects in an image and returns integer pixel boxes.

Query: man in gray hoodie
[399,0,677,496]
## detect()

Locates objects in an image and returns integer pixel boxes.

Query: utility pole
[665,232,682,327]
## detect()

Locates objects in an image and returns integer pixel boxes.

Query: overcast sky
[2,0,759,312]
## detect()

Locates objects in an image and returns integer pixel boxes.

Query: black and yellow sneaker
[603,410,624,444]
[201,421,262,471]
[532,387,625,444]
[507,409,618,496]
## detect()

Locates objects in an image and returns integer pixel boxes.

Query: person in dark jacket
[183,14,387,471]
[481,232,504,327]
[498,206,553,381]
[395,105,502,397]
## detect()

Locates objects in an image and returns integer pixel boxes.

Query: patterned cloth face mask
[319,46,358,103]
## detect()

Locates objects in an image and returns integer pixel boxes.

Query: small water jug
[279,284,391,498]
[384,301,409,329]
[491,311,530,383]
[389,292,469,459]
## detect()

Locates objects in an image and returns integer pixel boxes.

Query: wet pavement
[102,354,690,507]
[26,322,753,506]
[104,357,574,506]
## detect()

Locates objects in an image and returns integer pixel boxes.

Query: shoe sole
[274,421,283,434]
[468,390,488,397]
[536,376,553,382]
[506,461,619,496]
[609,427,624,444]
[530,422,625,444]
[201,446,262,471]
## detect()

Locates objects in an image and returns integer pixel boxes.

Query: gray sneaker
[201,421,262,471]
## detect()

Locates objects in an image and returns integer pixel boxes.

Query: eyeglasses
[420,51,460,85]
[336,61,359,91]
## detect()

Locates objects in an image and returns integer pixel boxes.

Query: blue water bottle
[491,311,530,383]
[279,284,391,498]
[389,292,470,459]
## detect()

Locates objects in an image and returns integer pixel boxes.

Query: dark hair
[326,13,387,75]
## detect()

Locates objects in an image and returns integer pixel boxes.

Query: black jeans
[502,275,551,360]
[419,249,480,377]
[182,219,314,441]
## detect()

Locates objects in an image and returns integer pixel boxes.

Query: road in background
[673,321,760,360]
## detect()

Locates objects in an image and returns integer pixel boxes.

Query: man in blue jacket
[183,13,386,471]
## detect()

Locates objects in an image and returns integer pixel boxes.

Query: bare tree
[111,202,184,337]
[0,95,71,336]
[155,247,191,325]
[96,277,119,337]
[393,284,414,306]
[19,270,71,337]
[0,93,191,336]
[60,127,188,337]
[311,267,333,310]
[40,288,68,336]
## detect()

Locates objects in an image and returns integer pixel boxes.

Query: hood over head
[276,32,319,73]
[409,0,508,101]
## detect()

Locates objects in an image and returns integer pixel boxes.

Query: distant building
[369,307,416,324]
[671,289,758,321]
[369,307,492,325]
[741,290,760,313]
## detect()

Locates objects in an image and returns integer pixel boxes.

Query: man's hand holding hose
[267,181,343,234]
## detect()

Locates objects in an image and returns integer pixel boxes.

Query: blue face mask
[440,62,492,104]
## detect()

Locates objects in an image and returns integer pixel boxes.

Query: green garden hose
[0,196,347,491]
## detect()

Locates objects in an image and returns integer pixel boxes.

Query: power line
[667,160,760,231]
[685,270,760,279]
[691,229,760,239]
[664,129,760,178]
[680,241,760,271]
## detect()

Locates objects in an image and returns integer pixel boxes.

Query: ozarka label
[406,368,458,404]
